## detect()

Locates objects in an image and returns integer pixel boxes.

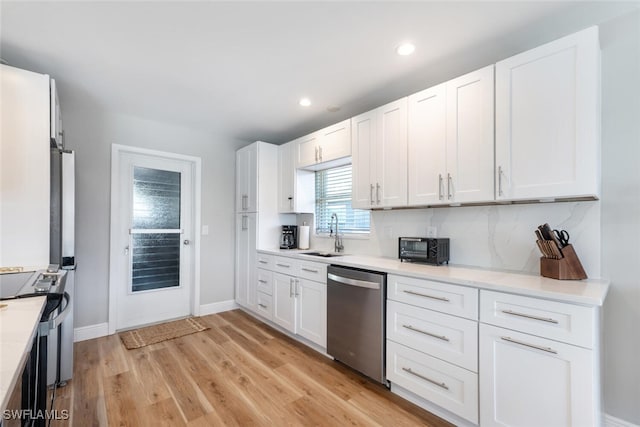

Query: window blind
[315,164,370,234]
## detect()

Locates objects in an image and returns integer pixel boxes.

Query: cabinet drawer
[257,268,273,295]
[388,274,478,320]
[480,290,595,348]
[273,256,297,275]
[256,292,273,321]
[256,253,274,269]
[387,340,478,424]
[387,300,478,372]
[297,260,327,283]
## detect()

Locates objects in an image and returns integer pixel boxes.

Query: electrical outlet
[426,226,437,238]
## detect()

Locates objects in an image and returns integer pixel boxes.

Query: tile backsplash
[308,201,601,278]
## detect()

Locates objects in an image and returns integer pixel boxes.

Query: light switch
[202,225,209,235]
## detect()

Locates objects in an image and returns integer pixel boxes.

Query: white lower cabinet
[387,340,479,424]
[479,323,596,427]
[260,255,327,349]
[273,271,297,333]
[296,278,327,348]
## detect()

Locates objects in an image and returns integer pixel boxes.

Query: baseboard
[74,322,109,342]
[606,414,640,427]
[199,299,238,316]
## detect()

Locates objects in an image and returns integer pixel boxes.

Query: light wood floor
[50,309,453,426]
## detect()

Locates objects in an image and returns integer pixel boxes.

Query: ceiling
[1,1,637,144]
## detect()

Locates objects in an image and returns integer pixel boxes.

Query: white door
[351,110,377,209]
[273,272,296,333]
[296,278,327,347]
[377,98,408,207]
[115,151,194,330]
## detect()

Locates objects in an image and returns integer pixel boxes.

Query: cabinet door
[376,98,408,207]
[296,278,327,348]
[296,132,320,168]
[235,144,257,212]
[277,143,295,213]
[351,110,376,209]
[479,324,596,427]
[408,84,447,206]
[446,65,495,204]
[235,213,256,308]
[318,119,351,163]
[273,272,297,333]
[495,27,599,201]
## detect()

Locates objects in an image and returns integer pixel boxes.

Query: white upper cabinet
[277,142,314,213]
[352,99,408,209]
[296,119,351,169]
[235,143,257,212]
[408,66,494,206]
[408,83,447,205]
[445,65,495,204]
[495,26,600,201]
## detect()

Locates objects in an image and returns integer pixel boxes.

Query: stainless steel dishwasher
[327,265,387,384]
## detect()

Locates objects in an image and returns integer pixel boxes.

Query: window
[315,164,370,234]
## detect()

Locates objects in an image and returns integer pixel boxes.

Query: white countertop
[0,296,46,412]
[259,249,610,306]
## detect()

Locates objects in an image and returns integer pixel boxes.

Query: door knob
[183,240,190,245]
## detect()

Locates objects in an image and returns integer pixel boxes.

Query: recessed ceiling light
[299,97,311,107]
[396,42,416,56]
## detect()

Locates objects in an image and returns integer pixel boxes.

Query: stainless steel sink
[300,251,344,258]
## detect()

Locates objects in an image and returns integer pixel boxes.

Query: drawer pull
[258,279,268,284]
[500,336,558,354]
[401,367,449,390]
[276,263,291,268]
[402,324,449,342]
[258,260,268,264]
[258,303,268,309]
[403,290,450,302]
[301,268,319,273]
[501,309,559,324]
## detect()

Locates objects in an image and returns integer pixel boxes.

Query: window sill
[315,233,370,241]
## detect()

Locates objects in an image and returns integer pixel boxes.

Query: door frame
[108,144,202,335]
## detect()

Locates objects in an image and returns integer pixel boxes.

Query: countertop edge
[257,249,610,307]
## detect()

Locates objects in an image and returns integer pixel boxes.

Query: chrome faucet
[330,213,344,253]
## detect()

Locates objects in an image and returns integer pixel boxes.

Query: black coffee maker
[280,225,298,249]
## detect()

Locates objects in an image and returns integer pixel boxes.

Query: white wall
[62,94,246,328]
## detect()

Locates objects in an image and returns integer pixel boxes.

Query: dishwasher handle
[328,273,380,290]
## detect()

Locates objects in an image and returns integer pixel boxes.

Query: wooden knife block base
[540,244,587,280]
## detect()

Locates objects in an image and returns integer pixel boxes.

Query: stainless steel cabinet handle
[319,146,323,161]
[242,194,248,210]
[447,173,453,200]
[403,289,450,302]
[289,278,294,297]
[258,303,267,309]
[376,183,381,205]
[438,174,443,201]
[241,215,248,230]
[501,309,559,324]
[288,196,293,210]
[258,279,267,284]
[315,146,319,162]
[401,367,449,390]
[258,260,268,264]
[501,336,558,354]
[402,324,450,342]
[276,263,291,268]
[498,166,504,197]
[295,278,300,297]
[370,184,375,205]
[301,268,319,273]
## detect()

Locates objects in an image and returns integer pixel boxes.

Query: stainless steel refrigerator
[48,147,75,386]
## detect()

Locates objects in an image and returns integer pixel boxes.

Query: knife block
[540,244,587,280]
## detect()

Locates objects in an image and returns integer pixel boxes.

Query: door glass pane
[132,167,181,229]
[131,166,181,292]
[131,233,180,292]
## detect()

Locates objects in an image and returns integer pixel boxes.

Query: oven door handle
[41,292,71,333]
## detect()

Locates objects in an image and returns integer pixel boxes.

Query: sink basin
[300,251,344,258]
